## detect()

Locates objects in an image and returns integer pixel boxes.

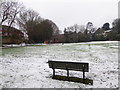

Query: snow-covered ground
[0,41,119,88]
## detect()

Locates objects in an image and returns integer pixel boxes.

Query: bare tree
[17,9,43,41]
[0,0,24,29]
[0,0,24,46]
[86,22,93,33]
[65,24,85,34]
[0,0,12,25]
[17,9,43,31]
[79,25,86,33]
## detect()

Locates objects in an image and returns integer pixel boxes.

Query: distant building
[1,25,24,44]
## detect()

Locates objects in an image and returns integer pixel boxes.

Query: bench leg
[67,69,69,78]
[83,71,85,80]
[82,65,85,80]
[53,68,55,78]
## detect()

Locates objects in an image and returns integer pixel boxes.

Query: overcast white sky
[18,0,119,32]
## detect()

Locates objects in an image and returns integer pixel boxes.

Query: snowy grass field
[0,41,119,88]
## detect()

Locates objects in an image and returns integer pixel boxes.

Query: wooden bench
[48,60,89,80]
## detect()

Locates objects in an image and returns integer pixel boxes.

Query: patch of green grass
[2,47,26,56]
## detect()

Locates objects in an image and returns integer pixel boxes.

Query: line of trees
[0,0,60,44]
[63,19,120,43]
[17,9,60,43]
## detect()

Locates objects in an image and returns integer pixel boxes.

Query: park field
[0,41,119,88]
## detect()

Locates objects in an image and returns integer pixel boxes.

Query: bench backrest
[48,60,89,72]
